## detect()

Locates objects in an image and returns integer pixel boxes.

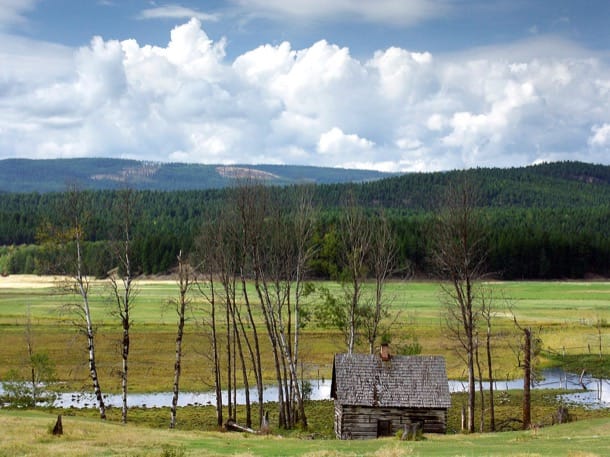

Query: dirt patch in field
[0,274,177,288]
[0,275,62,289]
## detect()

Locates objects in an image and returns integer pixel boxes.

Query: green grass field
[1,276,610,455]
[1,408,609,456]
[1,276,609,391]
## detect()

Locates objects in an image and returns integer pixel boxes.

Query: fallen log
[225,419,257,434]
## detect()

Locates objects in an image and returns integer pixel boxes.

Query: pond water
[49,369,610,409]
[53,379,333,409]
[449,367,610,407]
[3,368,609,409]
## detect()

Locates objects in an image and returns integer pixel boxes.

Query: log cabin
[331,346,451,439]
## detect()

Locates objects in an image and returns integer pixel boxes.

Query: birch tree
[108,188,138,424]
[170,250,194,429]
[43,186,107,420]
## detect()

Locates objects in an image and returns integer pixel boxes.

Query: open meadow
[1,275,609,392]
[1,276,610,454]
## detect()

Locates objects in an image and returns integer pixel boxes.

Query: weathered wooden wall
[334,403,447,439]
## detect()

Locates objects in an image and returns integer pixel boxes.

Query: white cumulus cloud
[589,124,610,147]
[318,127,374,155]
[0,19,609,171]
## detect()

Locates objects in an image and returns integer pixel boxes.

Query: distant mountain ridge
[0,158,395,193]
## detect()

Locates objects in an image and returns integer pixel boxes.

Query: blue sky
[1,0,609,171]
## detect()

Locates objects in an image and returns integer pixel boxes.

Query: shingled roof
[331,354,451,409]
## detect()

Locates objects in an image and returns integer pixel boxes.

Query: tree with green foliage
[2,305,57,408]
[315,196,399,355]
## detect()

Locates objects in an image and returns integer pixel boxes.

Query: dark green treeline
[1,161,609,279]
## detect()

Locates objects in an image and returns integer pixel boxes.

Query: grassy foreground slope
[1,409,609,457]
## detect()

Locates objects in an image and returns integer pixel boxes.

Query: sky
[1,1,609,172]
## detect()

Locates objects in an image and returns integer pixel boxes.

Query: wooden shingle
[331,354,451,409]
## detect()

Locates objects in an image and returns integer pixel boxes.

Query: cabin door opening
[377,419,392,437]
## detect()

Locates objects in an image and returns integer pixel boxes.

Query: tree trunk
[62,188,106,420]
[225,296,233,420]
[467,342,475,433]
[486,316,495,431]
[241,275,264,427]
[111,188,137,425]
[80,276,106,420]
[475,335,485,432]
[523,327,532,430]
[170,251,190,429]
[170,306,185,429]
[121,324,129,424]
[86,312,106,420]
[209,277,223,427]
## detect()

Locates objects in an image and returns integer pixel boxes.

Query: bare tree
[256,189,314,428]
[231,179,315,429]
[430,177,487,433]
[196,179,315,430]
[108,188,138,424]
[289,185,317,424]
[481,288,496,431]
[41,186,107,419]
[23,304,56,406]
[522,327,532,429]
[364,210,398,354]
[315,197,399,356]
[338,192,372,354]
[170,250,194,429]
[195,219,225,427]
[510,306,542,431]
[233,180,267,427]
[474,332,485,432]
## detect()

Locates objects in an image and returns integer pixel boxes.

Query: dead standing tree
[108,188,139,424]
[481,288,496,431]
[511,310,541,430]
[170,250,194,429]
[195,216,235,428]
[364,210,398,354]
[339,192,372,354]
[430,177,487,433]
[233,180,267,427]
[253,193,314,429]
[234,179,314,429]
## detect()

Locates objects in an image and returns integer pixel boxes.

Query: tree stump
[260,411,270,435]
[401,422,422,441]
[554,406,571,424]
[52,414,63,436]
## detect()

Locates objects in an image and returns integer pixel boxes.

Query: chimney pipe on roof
[380,343,390,361]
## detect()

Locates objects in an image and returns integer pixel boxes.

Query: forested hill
[335,161,610,210]
[0,158,393,193]
[0,160,609,279]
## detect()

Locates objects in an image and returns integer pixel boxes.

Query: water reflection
[449,368,610,406]
[3,369,608,409]
[53,379,333,409]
